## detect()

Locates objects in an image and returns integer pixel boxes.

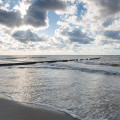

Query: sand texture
[0,96,78,120]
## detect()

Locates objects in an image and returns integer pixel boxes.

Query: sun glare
[19,2,27,18]
[14,1,29,18]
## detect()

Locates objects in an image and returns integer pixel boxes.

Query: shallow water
[0,55,120,120]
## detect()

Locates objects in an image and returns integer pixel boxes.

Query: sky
[0,0,120,55]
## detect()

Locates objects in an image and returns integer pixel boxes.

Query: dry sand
[0,95,79,120]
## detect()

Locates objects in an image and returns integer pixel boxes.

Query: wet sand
[0,95,78,120]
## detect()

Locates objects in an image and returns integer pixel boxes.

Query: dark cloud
[0,0,66,28]
[104,30,120,40]
[93,0,120,17]
[60,28,94,44]
[12,29,46,43]
[31,0,66,11]
[0,9,22,27]
[103,18,114,27]
[100,40,113,45]
[24,8,47,28]
[24,0,66,27]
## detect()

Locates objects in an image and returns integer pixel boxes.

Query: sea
[0,55,120,120]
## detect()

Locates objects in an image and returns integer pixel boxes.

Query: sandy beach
[0,95,78,120]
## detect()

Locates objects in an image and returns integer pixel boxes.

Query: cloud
[0,40,3,44]
[73,0,120,47]
[24,0,66,27]
[1,0,120,54]
[24,8,48,28]
[30,0,66,11]
[0,0,66,28]
[103,18,115,27]
[93,0,120,17]
[56,3,77,15]
[79,0,120,31]
[0,0,3,4]
[82,0,120,18]
[12,29,47,43]
[0,9,22,27]
[104,30,120,40]
[56,26,94,44]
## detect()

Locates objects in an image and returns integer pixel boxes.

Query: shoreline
[0,95,79,120]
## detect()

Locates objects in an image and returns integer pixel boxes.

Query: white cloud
[0,0,3,4]
[56,4,77,15]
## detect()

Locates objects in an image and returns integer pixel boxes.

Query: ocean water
[0,55,120,120]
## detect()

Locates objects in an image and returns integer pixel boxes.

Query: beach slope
[0,96,78,120]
